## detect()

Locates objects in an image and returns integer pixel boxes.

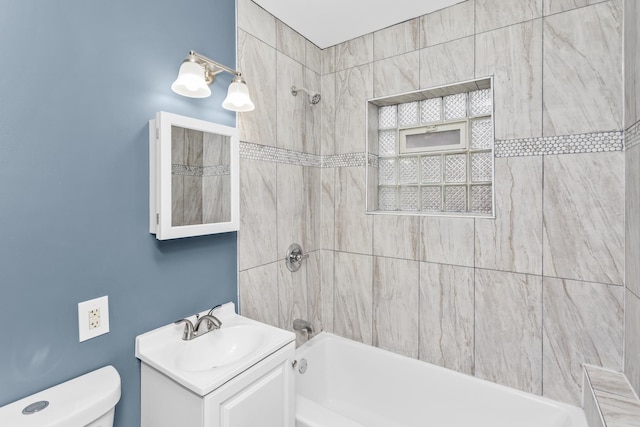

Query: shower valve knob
[286,243,308,272]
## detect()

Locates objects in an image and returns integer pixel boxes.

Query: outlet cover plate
[78,296,110,342]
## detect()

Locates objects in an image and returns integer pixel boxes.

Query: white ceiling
[252,0,464,49]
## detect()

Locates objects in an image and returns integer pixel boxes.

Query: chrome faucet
[293,319,314,339]
[174,308,223,341]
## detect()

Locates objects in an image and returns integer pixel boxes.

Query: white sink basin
[174,325,264,372]
[135,303,295,396]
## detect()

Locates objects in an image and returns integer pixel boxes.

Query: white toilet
[0,365,121,427]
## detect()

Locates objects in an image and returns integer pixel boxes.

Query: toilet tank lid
[0,365,121,427]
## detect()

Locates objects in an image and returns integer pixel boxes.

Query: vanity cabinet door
[204,342,296,427]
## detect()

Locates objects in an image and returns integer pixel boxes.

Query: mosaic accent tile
[471,185,493,214]
[240,141,321,166]
[421,98,442,123]
[445,154,467,183]
[443,93,467,120]
[495,131,623,157]
[379,187,397,211]
[471,118,494,150]
[379,105,397,129]
[627,120,640,149]
[421,155,441,183]
[445,185,467,212]
[471,152,492,182]
[470,89,493,117]
[379,130,397,156]
[322,152,367,168]
[398,102,420,127]
[379,158,397,185]
[421,186,442,211]
[399,186,419,211]
[399,157,419,184]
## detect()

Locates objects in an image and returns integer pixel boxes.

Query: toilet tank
[0,365,121,427]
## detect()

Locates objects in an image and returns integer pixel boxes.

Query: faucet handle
[174,318,195,340]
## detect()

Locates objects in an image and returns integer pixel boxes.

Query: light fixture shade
[222,78,255,112]
[171,61,211,98]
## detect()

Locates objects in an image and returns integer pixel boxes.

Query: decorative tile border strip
[240,141,321,167]
[172,164,230,177]
[626,120,640,149]
[241,131,626,168]
[495,131,623,157]
[322,153,365,168]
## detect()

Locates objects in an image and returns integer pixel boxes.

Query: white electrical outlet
[78,296,110,342]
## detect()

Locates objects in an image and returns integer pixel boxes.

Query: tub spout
[293,319,314,339]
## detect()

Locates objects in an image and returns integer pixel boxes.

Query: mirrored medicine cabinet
[149,111,239,240]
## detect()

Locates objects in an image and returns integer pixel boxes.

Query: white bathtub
[295,332,587,427]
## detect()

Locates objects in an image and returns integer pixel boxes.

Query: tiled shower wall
[624,0,640,397]
[238,0,628,406]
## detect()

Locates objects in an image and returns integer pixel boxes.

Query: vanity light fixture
[171,50,255,112]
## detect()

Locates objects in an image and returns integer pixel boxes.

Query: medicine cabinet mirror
[149,111,239,240]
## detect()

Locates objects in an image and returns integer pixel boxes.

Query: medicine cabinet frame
[149,111,239,240]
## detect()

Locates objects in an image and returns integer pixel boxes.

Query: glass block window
[373,80,494,216]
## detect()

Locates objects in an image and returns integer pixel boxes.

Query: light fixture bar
[172,50,255,112]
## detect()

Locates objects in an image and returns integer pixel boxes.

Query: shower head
[291,85,321,105]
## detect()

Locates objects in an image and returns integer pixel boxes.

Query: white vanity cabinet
[141,342,296,427]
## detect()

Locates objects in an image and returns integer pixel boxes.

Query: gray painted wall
[0,1,238,425]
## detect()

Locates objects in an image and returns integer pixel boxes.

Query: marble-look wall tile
[475,19,543,140]
[304,166,321,252]
[627,145,640,297]
[276,20,305,65]
[419,36,474,90]
[593,389,640,426]
[421,0,474,47]
[238,0,276,47]
[475,157,543,275]
[277,163,306,258]
[420,217,474,267]
[276,52,305,152]
[626,290,640,396]
[306,40,322,74]
[320,72,336,156]
[238,30,277,146]
[239,158,277,270]
[304,67,321,155]
[475,269,542,394]
[373,18,419,61]
[543,152,624,285]
[373,215,420,261]
[632,0,640,125]
[542,1,623,135]
[373,51,420,98]
[335,64,373,154]
[544,0,608,16]
[335,167,373,255]
[322,46,335,75]
[373,257,419,357]
[585,365,637,399]
[335,34,373,71]
[419,262,474,375]
[542,277,623,405]
[278,260,308,339]
[583,377,605,427]
[308,250,334,333]
[624,0,637,128]
[475,0,542,33]
[320,168,335,250]
[239,262,279,327]
[334,252,373,344]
